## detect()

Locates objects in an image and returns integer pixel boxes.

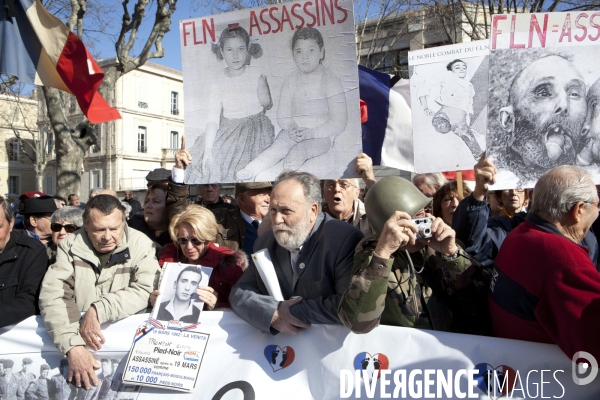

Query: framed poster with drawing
[487,12,600,189]
[409,40,489,173]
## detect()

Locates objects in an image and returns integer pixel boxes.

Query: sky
[90,0,369,73]
[92,2,211,72]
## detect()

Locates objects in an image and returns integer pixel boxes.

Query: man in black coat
[229,171,364,335]
[0,196,49,329]
[123,190,142,216]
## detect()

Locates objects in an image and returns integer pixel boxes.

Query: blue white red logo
[353,352,390,382]
[474,363,519,400]
[167,320,184,330]
[264,345,295,372]
[134,322,154,342]
[184,351,199,362]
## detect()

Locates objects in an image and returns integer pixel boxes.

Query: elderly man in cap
[145,168,171,186]
[230,171,364,334]
[212,182,272,257]
[15,359,35,395]
[39,195,159,390]
[0,360,23,400]
[489,165,600,363]
[19,196,57,245]
[0,197,49,329]
[49,360,72,400]
[338,176,488,335]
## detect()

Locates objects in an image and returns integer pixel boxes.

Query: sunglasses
[51,223,80,233]
[176,237,205,246]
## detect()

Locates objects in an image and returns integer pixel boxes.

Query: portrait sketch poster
[151,262,213,324]
[180,0,362,183]
[408,40,489,173]
[488,11,600,189]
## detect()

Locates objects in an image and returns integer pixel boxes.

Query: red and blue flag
[0,0,121,123]
[359,65,414,171]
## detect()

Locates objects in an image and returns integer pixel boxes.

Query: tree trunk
[42,87,97,198]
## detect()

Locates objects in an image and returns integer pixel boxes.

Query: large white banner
[409,41,489,173]
[1,312,599,399]
[180,0,361,184]
[487,11,600,189]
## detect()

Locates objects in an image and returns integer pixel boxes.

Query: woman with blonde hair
[157,205,247,310]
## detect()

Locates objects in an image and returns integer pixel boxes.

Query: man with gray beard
[229,171,364,334]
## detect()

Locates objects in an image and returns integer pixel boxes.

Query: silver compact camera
[411,217,433,239]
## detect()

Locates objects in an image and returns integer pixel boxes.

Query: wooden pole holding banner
[456,171,464,200]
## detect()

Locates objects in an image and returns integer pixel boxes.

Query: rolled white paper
[252,249,284,301]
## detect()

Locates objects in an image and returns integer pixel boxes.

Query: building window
[8,176,19,194]
[7,139,20,162]
[170,131,179,149]
[138,126,147,153]
[171,92,179,115]
[92,170,101,188]
[138,84,148,109]
[46,132,53,155]
[92,124,101,153]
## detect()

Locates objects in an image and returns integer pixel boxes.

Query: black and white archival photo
[180,0,361,183]
[409,40,489,173]
[0,355,141,400]
[151,262,213,324]
[487,11,600,189]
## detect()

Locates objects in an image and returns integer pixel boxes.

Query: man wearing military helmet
[338,176,490,335]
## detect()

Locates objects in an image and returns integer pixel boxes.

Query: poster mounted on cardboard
[409,40,489,173]
[487,12,600,189]
[180,0,361,183]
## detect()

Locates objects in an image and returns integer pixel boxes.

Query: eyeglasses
[51,223,80,233]
[325,181,356,191]
[176,237,205,246]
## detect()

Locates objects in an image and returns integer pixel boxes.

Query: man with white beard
[229,171,364,334]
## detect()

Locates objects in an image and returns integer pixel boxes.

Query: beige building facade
[39,60,184,201]
[356,2,490,77]
[0,93,39,200]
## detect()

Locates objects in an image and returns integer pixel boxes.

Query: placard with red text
[487,12,600,189]
[180,0,361,184]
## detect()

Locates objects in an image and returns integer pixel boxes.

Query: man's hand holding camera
[375,212,458,259]
[374,211,417,259]
[418,217,458,258]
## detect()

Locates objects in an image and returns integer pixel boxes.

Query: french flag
[359,65,414,171]
[0,0,121,123]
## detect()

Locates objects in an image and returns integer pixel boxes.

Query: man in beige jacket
[40,195,159,391]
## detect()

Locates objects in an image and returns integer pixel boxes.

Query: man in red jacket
[489,165,600,364]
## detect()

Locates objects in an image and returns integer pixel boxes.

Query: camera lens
[417,225,432,238]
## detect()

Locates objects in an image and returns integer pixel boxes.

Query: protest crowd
[0,3,599,397]
[0,139,598,395]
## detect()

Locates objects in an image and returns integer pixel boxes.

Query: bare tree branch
[0,75,18,93]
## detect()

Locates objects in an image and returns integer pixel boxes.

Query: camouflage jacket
[338,236,488,334]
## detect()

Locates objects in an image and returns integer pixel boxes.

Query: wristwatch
[441,248,460,261]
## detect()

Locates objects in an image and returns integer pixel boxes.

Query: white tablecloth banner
[1,312,598,399]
